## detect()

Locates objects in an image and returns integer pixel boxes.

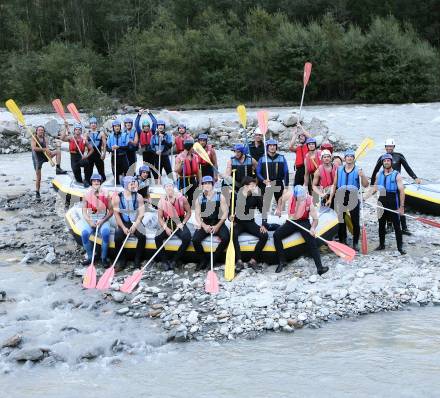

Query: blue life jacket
[107,132,129,155]
[259,153,286,181]
[88,131,102,149]
[231,155,253,185]
[124,128,138,151]
[377,170,399,193]
[337,165,360,189]
[118,192,138,222]
[150,133,172,153]
[199,192,221,223]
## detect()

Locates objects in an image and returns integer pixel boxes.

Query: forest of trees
[1,0,440,112]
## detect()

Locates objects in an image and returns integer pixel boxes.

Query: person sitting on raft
[81,174,113,267]
[107,120,129,185]
[155,179,192,271]
[175,138,201,206]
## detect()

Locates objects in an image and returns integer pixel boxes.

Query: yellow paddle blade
[193,142,213,166]
[224,242,235,281]
[344,212,354,234]
[236,105,247,129]
[5,99,26,126]
[355,138,375,161]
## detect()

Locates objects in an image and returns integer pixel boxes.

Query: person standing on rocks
[274,185,328,275]
[289,127,311,186]
[112,176,146,271]
[373,153,406,255]
[249,128,265,162]
[60,122,94,187]
[224,144,257,192]
[135,108,157,170]
[123,117,139,169]
[107,120,129,185]
[329,149,369,251]
[136,165,151,205]
[192,176,229,270]
[312,149,336,207]
[232,176,269,270]
[303,138,322,194]
[196,133,218,178]
[256,139,289,206]
[174,124,192,155]
[81,174,113,267]
[155,179,192,270]
[31,125,66,200]
[84,117,106,183]
[175,139,201,206]
[150,120,173,183]
[370,138,421,235]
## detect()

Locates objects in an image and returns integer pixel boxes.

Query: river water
[1,103,440,397]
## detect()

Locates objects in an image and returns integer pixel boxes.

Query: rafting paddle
[193,142,232,186]
[257,110,271,187]
[82,227,99,289]
[359,189,368,254]
[96,233,130,290]
[355,138,375,161]
[287,218,356,261]
[236,105,249,151]
[120,228,179,293]
[6,99,56,166]
[205,233,219,294]
[298,62,312,124]
[224,170,237,281]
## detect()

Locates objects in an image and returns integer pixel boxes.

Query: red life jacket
[288,195,312,221]
[69,137,86,154]
[197,144,214,165]
[318,164,336,188]
[175,133,192,153]
[178,154,199,176]
[139,130,152,146]
[160,194,186,219]
[85,191,109,213]
[305,150,322,174]
[295,144,309,167]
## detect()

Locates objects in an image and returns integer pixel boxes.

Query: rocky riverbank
[1,182,440,367]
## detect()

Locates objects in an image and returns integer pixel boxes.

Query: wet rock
[117,307,130,315]
[187,310,199,325]
[1,334,22,348]
[13,348,44,362]
[79,347,104,361]
[174,325,188,342]
[46,272,57,282]
[111,292,126,303]
[44,248,56,264]
[147,309,162,318]
[298,313,308,321]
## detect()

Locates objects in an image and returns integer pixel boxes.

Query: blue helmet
[157,119,166,127]
[90,173,102,182]
[266,139,278,147]
[293,185,307,198]
[381,153,393,162]
[202,176,214,184]
[141,119,150,127]
[112,120,121,127]
[198,133,208,141]
[73,123,82,130]
[123,176,136,190]
[124,117,133,124]
[344,149,356,158]
[178,123,187,129]
[306,137,317,145]
[89,117,97,124]
[139,165,150,174]
[233,144,247,154]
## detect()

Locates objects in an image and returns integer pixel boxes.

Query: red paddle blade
[205,270,219,294]
[361,226,368,255]
[52,99,66,120]
[303,62,312,86]
[82,264,97,289]
[327,240,356,262]
[96,266,115,290]
[416,217,440,228]
[67,103,81,123]
[120,270,143,293]
[257,110,269,135]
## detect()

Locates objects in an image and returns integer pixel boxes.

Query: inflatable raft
[65,206,339,265]
[404,183,440,216]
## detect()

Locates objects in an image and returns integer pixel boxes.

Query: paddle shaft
[298,84,307,124]
[111,233,131,267]
[29,128,56,166]
[228,170,236,245]
[286,218,327,244]
[91,226,99,265]
[210,233,214,272]
[68,104,102,156]
[114,149,117,188]
[262,133,270,187]
[140,227,179,272]
[158,135,162,183]
[368,202,412,219]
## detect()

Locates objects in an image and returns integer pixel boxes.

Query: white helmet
[321,149,332,159]
[254,127,262,135]
[385,138,395,146]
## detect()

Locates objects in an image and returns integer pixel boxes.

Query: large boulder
[267,120,286,136]
[0,120,20,136]
[42,118,61,137]
[281,113,299,127]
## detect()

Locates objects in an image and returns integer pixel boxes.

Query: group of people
[32,112,421,275]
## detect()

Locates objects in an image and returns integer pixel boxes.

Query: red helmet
[320,142,333,153]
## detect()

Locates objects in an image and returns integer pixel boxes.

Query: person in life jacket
[31,125,66,200]
[81,174,113,267]
[256,139,289,205]
[303,137,322,194]
[106,120,129,185]
[112,176,146,271]
[328,149,369,251]
[155,178,192,271]
[192,176,230,270]
[122,117,139,168]
[136,165,151,204]
[175,139,201,206]
[370,138,421,236]
[196,133,218,178]
[232,176,269,270]
[312,149,336,207]
[332,153,343,168]
[174,123,192,155]
[150,119,173,183]
[135,108,157,171]
[274,185,329,275]
[225,144,257,191]
[373,153,406,255]
[289,126,311,186]
[84,116,106,183]
[249,128,265,162]
[60,121,94,187]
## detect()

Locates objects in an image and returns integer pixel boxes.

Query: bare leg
[35,169,41,192]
